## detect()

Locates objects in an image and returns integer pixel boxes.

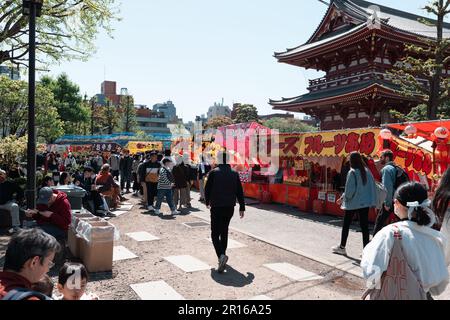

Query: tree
[389,0,450,120]
[120,95,137,133]
[97,100,120,134]
[0,75,64,142]
[206,116,233,129]
[234,104,260,124]
[263,117,317,133]
[0,135,27,172]
[40,73,89,134]
[0,0,120,68]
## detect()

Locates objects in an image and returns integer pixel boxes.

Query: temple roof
[275,0,450,59]
[269,79,403,109]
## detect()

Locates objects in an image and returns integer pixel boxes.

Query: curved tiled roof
[275,0,450,59]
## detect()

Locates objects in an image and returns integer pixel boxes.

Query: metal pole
[91,98,95,135]
[26,1,37,209]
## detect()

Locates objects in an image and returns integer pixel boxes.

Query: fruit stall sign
[279,134,304,158]
[126,141,163,154]
[300,129,380,157]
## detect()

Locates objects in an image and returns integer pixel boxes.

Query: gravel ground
[0,195,366,300]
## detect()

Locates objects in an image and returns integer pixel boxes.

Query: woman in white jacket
[433,167,450,266]
[361,182,449,297]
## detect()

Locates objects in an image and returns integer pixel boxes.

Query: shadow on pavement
[210,266,255,287]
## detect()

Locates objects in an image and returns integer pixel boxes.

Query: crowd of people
[331,150,450,299]
[1,146,450,300]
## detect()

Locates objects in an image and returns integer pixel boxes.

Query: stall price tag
[327,193,336,203]
[318,192,326,201]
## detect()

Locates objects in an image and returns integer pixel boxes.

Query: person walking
[332,152,377,256]
[433,167,450,266]
[138,151,161,211]
[373,150,409,235]
[205,151,245,273]
[108,151,121,181]
[153,158,180,216]
[172,155,189,211]
[119,150,133,193]
[197,156,211,202]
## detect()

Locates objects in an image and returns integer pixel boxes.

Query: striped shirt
[157,166,174,190]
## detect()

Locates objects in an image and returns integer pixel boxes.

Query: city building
[153,101,177,121]
[207,100,231,120]
[135,105,170,134]
[0,65,20,80]
[269,0,450,130]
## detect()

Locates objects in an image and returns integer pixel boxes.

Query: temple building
[269,0,450,130]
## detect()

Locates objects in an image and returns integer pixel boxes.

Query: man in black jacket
[0,170,24,234]
[205,151,245,273]
[138,151,161,211]
[119,150,134,193]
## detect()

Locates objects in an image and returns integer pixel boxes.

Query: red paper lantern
[404,125,417,138]
[434,127,449,139]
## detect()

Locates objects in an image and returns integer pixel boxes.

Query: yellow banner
[279,134,304,158]
[126,141,163,154]
[299,129,381,157]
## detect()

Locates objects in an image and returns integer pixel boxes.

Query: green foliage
[206,116,234,129]
[233,104,260,124]
[0,0,121,68]
[262,117,317,133]
[120,95,137,133]
[0,135,27,171]
[388,0,450,119]
[97,100,121,134]
[0,75,64,143]
[40,73,89,134]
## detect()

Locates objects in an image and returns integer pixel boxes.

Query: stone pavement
[188,191,450,300]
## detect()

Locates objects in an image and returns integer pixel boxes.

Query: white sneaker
[171,210,181,215]
[147,205,155,211]
[331,245,347,256]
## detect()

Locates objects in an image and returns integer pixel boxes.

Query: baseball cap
[37,187,53,205]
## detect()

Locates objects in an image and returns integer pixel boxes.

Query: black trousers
[373,206,394,236]
[132,173,139,191]
[340,207,370,248]
[210,207,234,259]
[146,182,158,206]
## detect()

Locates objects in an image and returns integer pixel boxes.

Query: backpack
[362,226,427,300]
[374,181,388,210]
[392,164,410,190]
[2,288,52,300]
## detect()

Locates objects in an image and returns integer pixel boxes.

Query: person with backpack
[0,229,60,300]
[373,150,410,236]
[361,182,449,300]
[332,152,377,256]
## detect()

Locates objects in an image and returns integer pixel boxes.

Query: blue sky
[44,0,434,122]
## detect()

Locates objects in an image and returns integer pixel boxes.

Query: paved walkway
[189,192,450,299]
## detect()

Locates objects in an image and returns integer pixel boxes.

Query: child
[31,275,54,298]
[361,182,449,299]
[56,262,98,300]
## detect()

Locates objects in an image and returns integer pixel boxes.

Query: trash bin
[53,185,86,210]
[77,220,117,272]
